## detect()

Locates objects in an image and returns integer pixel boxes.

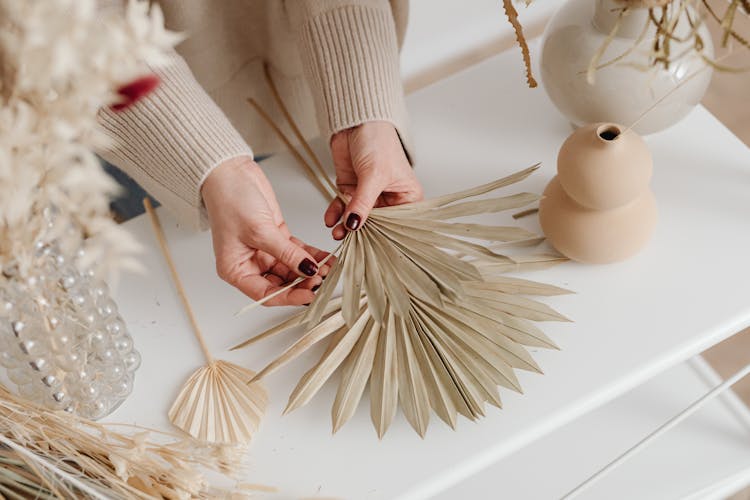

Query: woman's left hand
[325,121,423,240]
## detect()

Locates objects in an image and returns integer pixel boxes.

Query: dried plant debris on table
[0,383,249,499]
[234,165,572,438]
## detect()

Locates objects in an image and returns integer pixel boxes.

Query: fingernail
[303,303,311,307]
[312,285,320,292]
[345,213,361,231]
[298,258,318,276]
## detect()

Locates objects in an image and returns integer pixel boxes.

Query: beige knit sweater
[99,0,411,229]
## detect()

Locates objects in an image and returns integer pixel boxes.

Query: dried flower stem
[513,0,749,82]
[262,63,341,198]
[587,7,629,84]
[0,383,244,499]
[247,98,335,201]
[502,0,537,88]
[512,207,539,219]
[702,0,750,49]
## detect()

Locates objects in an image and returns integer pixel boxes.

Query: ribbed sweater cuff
[98,53,253,229]
[299,4,413,162]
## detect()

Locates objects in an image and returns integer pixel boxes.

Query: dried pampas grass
[144,199,267,444]
[0,0,181,282]
[0,382,246,499]
[234,69,571,437]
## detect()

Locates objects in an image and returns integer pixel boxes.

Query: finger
[251,166,287,227]
[264,263,323,291]
[265,273,286,286]
[255,225,320,278]
[324,198,345,228]
[298,275,323,290]
[267,260,322,290]
[283,287,316,306]
[232,274,314,306]
[289,237,335,276]
[382,186,425,206]
[264,287,315,307]
[332,223,347,241]
[269,261,295,282]
[343,171,384,231]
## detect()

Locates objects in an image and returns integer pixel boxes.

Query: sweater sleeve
[288,0,413,162]
[98,51,253,229]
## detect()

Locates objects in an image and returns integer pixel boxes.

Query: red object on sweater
[110,75,161,111]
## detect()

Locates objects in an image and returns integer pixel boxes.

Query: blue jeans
[102,160,158,221]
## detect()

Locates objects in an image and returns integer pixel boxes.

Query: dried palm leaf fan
[143,199,267,444]
[234,67,571,437]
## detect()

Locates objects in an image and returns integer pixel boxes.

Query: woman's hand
[325,121,423,240]
[202,157,331,306]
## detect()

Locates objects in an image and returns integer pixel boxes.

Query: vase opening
[597,124,621,141]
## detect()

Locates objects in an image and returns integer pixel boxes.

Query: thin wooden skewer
[143,198,213,364]
[512,207,539,220]
[263,63,341,198]
[246,98,334,202]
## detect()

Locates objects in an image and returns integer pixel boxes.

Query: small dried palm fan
[143,199,267,444]
[234,66,571,437]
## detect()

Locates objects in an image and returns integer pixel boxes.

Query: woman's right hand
[201,157,331,306]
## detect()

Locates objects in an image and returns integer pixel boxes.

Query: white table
[110,43,750,499]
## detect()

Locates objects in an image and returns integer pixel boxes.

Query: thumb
[255,226,319,278]
[343,170,384,231]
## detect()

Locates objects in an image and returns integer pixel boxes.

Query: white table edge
[396,324,750,500]
[432,355,750,500]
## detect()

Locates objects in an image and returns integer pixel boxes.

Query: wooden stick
[143,198,214,364]
[246,98,335,202]
[263,63,341,197]
[512,207,539,220]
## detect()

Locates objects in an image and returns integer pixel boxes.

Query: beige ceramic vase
[538,123,657,264]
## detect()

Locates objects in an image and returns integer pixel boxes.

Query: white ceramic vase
[539,0,714,134]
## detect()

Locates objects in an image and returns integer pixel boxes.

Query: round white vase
[539,0,714,134]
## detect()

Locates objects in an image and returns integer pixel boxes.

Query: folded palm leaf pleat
[233,164,572,437]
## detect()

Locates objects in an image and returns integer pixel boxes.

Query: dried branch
[502,0,538,88]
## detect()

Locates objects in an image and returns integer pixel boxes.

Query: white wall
[400,0,558,81]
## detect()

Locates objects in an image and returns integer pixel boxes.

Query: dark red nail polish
[298,258,318,276]
[346,213,361,231]
[312,285,320,292]
[303,302,311,307]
